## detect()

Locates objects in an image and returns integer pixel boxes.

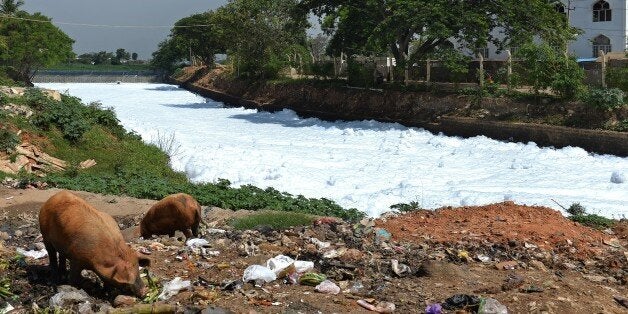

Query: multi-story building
[471,0,627,60]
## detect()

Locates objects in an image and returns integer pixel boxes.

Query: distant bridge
[32,70,162,83]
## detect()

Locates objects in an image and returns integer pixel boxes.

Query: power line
[0,13,213,29]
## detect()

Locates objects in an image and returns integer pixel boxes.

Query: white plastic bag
[315,280,340,295]
[158,277,191,300]
[185,238,209,248]
[242,265,277,283]
[266,255,294,275]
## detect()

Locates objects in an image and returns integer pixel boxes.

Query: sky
[22,0,228,59]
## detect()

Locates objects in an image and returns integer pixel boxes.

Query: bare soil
[0,187,626,313]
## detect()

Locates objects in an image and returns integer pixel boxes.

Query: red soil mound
[378,201,612,258]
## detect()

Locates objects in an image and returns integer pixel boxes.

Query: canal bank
[173,67,628,157]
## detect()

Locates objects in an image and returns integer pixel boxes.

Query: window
[475,47,489,59]
[592,35,611,57]
[593,1,611,22]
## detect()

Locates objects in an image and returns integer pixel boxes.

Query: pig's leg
[183,229,193,239]
[191,221,200,237]
[58,253,68,281]
[44,242,58,283]
[68,261,82,286]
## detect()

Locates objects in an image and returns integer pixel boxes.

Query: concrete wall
[32,70,160,83]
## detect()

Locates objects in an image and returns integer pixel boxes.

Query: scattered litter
[266,255,295,275]
[158,277,191,301]
[390,259,411,277]
[299,273,327,286]
[315,280,340,295]
[206,228,227,235]
[356,299,396,313]
[242,265,277,284]
[16,248,47,259]
[425,303,442,314]
[4,197,13,200]
[374,228,391,243]
[476,254,491,263]
[310,237,331,249]
[443,294,481,311]
[0,303,14,314]
[478,298,508,314]
[49,285,90,308]
[186,238,210,248]
[457,250,471,262]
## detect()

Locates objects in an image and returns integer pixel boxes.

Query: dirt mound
[378,201,612,258]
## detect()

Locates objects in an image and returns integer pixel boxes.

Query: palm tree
[0,0,24,15]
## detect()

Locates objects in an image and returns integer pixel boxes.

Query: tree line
[151,0,577,80]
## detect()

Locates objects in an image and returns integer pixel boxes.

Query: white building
[564,0,627,58]
[474,0,627,60]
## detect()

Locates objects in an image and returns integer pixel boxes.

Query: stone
[529,260,548,272]
[339,248,363,262]
[14,230,23,238]
[582,274,607,283]
[495,260,518,270]
[0,231,9,241]
[113,295,137,307]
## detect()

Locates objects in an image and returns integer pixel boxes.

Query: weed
[151,130,184,160]
[582,88,625,110]
[569,214,615,230]
[230,211,315,230]
[566,202,587,216]
[0,128,19,153]
[390,201,422,213]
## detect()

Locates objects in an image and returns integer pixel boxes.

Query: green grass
[569,214,615,230]
[229,211,316,230]
[44,63,152,72]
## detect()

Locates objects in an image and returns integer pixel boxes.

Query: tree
[0,11,74,85]
[131,52,138,61]
[171,12,226,66]
[216,0,309,78]
[0,0,24,15]
[301,0,578,82]
[92,51,114,65]
[115,48,131,63]
[150,37,186,74]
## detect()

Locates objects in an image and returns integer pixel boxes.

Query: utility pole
[565,0,575,55]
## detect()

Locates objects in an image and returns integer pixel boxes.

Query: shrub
[390,201,422,213]
[0,128,20,153]
[583,88,625,110]
[606,66,628,93]
[347,59,376,88]
[566,202,586,216]
[569,214,615,229]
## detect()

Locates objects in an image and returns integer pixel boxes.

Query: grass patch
[230,211,316,230]
[569,214,615,230]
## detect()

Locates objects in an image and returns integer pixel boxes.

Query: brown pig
[140,193,203,239]
[39,190,150,297]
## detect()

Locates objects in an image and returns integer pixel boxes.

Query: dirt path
[1,188,627,313]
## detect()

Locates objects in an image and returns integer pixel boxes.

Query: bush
[583,88,625,110]
[0,128,20,153]
[347,59,376,88]
[569,214,615,229]
[606,66,628,93]
[390,201,422,213]
[566,202,586,216]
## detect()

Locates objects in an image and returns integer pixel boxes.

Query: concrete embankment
[173,73,628,157]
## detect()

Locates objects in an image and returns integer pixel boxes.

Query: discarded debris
[478,298,508,314]
[16,247,47,259]
[390,259,411,277]
[315,280,340,295]
[299,272,327,286]
[158,277,191,301]
[242,265,277,284]
[356,299,396,313]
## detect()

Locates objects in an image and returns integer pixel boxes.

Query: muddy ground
[0,187,627,313]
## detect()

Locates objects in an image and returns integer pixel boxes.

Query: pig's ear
[137,253,151,267]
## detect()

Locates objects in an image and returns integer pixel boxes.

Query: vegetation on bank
[0,89,365,222]
[229,211,316,230]
[43,63,151,72]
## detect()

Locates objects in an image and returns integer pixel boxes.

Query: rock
[113,295,137,307]
[583,274,607,283]
[0,231,9,241]
[529,260,548,272]
[561,262,578,270]
[49,285,91,308]
[495,260,518,270]
[340,248,363,262]
[14,230,23,238]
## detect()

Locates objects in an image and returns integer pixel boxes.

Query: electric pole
[565,0,575,55]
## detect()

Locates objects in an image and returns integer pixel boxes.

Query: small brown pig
[140,193,203,239]
[39,190,150,297]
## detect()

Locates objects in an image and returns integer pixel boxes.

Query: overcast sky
[22,0,228,59]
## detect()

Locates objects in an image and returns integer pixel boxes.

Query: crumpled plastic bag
[266,255,314,275]
[242,265,277,283]
[16,248,48,259]
[185,238,209,248]
[158,277,191,300]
